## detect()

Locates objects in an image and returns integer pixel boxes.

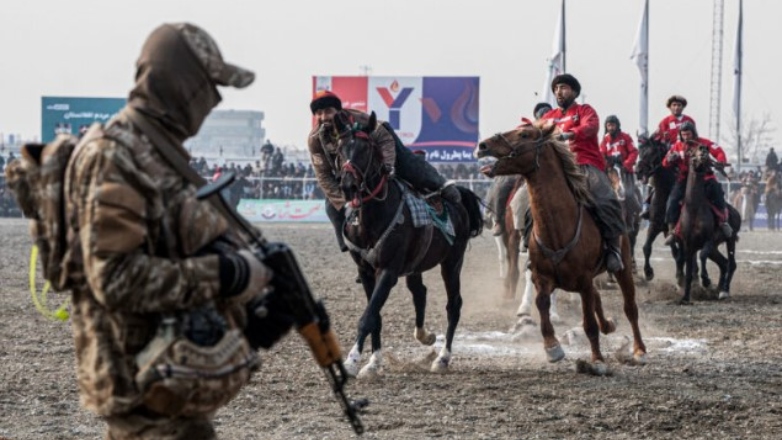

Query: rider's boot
[606,236,624,273]
[720,221,733,238]
[663,222,677,245]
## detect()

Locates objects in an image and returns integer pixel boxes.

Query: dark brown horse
[333,112,483,377]
[673,146,740,304]
[764,171,782,230]
[476,120,647,370]
[634,135,683,282]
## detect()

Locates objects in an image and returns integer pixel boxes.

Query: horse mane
[538,126,593,205]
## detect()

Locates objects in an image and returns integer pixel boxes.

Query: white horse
[492,183,564,328]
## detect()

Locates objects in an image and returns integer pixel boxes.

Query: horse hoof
[678,298,693,306]
[511,315,536,332]
[575,359,608,376]
[718,291,730,300]
[415,327,437,346]
[602,318,617,335]
[357,364,382,380]
[344,346,361,377]
[546,344,566,363]
[430,356,450,373]
[633,352,648,365]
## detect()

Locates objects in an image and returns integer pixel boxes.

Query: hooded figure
[60,23,284,440]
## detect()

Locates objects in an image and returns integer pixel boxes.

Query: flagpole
[562,0,566,73]
[631,0,650,136]
[734,0,743,172]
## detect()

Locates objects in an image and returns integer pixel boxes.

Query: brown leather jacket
[307,109,396,209]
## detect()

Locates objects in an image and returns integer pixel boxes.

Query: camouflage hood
[128,24,222,142]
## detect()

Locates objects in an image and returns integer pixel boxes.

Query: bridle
[339,129,389,208]
[492,126,548,173]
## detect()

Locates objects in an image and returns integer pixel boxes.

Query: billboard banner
[41,97,126,143]
[238,199,328,223]
[313,76,480,162]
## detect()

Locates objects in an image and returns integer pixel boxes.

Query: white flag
[630,0,649,136]
[542,0,565,106]
[732,0,743,120]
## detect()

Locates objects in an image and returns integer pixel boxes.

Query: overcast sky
[0,0,777,160]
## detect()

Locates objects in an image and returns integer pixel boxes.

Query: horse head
[474,119,557,176]
[333,111,387,207]
[635,133,667,183]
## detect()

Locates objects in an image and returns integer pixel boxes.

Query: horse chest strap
[534,206,584,265]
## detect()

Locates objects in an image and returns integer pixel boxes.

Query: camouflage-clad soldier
[64,23,271,439]
[307,91,462,252]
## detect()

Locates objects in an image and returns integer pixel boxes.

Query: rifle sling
[122,108,260,246]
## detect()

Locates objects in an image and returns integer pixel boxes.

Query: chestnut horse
[333,112,483,377]
[476,120,647,369]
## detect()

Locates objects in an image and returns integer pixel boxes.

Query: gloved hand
[219,250,273,304]
[667,151,681,163]
[382,164,395,176]
[244,288,295,350]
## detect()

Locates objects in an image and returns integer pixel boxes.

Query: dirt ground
[1,217,781,440]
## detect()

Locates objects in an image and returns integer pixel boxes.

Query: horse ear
[368,111,377,132]
[333,112,348,134]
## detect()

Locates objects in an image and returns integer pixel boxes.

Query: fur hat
[666,95,688,108]
[551,74,581,97]
[533,102,553,119]
[310,90,342,114]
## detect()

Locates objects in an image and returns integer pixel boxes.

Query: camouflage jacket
[307,109,396,209]
[64,114,244,416]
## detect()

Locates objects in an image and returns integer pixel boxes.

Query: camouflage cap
[170,23,255,89]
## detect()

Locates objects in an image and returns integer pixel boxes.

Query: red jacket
[542,103,605,170]
[655,114,696,146]
[599,131,638,173]
[663,137,727,182]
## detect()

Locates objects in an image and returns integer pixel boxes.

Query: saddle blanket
[402,190,455,238]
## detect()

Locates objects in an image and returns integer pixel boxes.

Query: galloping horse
[634,135,682,282]
[764,171,782,230]
[476,120,647,369]
[490,177,562,324]
[673,146,740,304]
[334,112,483,377]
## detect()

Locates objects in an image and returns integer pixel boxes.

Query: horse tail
[457,186,484,238]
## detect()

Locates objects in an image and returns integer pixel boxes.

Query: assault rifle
[196,172,365,435]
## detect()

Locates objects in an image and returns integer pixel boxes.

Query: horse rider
[307,90,461,252]
[640,95,698,219]
[662,121,732,245]
[538,74,627,273]
[599,115,639,205]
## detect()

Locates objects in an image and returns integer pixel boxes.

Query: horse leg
[350,269,398,378]
[432,254,465,373]
[613,249,648,364]
[592,288,616,335]
[680,252,696,305]
[534,277,564,363]
[673,242,686,288]
[407,274,436,346]
[494,235,508,279]
[642,226,660,281]
[698,244,713,289]
[515,257,534,318]
[345,266,376,376]
[506,230,522,300]
[579,284,606,371]
[721,238,738,300]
